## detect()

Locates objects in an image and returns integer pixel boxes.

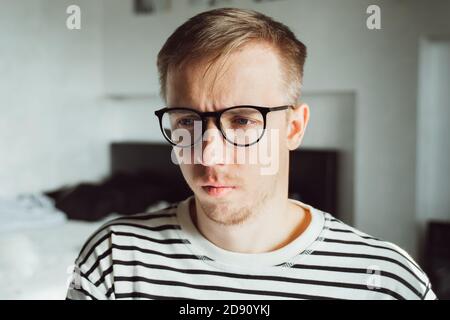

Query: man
[67,8,436,300]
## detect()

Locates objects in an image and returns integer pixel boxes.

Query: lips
[198,173,237,197]
[201,185,236,197]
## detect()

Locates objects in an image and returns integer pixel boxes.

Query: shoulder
[68,203,184,299]
[74,203,180,268]
[318,212,436,300]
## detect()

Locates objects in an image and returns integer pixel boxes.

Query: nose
[197,118,226,166]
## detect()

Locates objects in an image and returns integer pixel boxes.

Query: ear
[286,103,310,150]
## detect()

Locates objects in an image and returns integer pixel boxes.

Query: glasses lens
[161,109,202,147]
[221,107,265,146]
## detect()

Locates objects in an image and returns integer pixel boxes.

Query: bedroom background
[0,0,449,299]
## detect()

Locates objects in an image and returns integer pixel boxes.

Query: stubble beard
[196,187,272,226]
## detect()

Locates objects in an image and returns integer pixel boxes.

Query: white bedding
[0,218,108,300]
[0,199,171,300]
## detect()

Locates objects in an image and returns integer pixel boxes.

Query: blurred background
[0,0,449,299]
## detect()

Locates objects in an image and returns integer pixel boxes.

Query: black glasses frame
[154,105,293,147]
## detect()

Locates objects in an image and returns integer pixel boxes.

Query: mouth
[201,185,236,197]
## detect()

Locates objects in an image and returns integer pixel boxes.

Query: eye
[232,117,255,126]
[177,118,195,127]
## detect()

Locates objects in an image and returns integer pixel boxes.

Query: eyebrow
[167,104,262,110]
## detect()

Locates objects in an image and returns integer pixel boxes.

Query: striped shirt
[66,196,437,300]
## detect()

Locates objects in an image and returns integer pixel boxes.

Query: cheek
[178,163,195,186]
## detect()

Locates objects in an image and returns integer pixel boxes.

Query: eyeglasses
[154,105,293,147]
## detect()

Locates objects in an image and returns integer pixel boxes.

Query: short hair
[157,7,307,104]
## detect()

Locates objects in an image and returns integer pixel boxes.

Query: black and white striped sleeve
[66,224,115,300]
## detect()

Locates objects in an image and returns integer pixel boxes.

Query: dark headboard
[110,142,338,215]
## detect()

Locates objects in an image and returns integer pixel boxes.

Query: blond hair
[157,8,307,104]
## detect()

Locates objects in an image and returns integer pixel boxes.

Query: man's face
[166,42,304,225]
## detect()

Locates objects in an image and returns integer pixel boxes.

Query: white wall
[301,92,355,225]
[0,0,158,196]
[417,38,450,223]
[0,0,106,195]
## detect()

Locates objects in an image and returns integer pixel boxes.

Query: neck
[189,196,310,254]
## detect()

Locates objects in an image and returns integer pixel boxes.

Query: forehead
[166,43,286,111]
